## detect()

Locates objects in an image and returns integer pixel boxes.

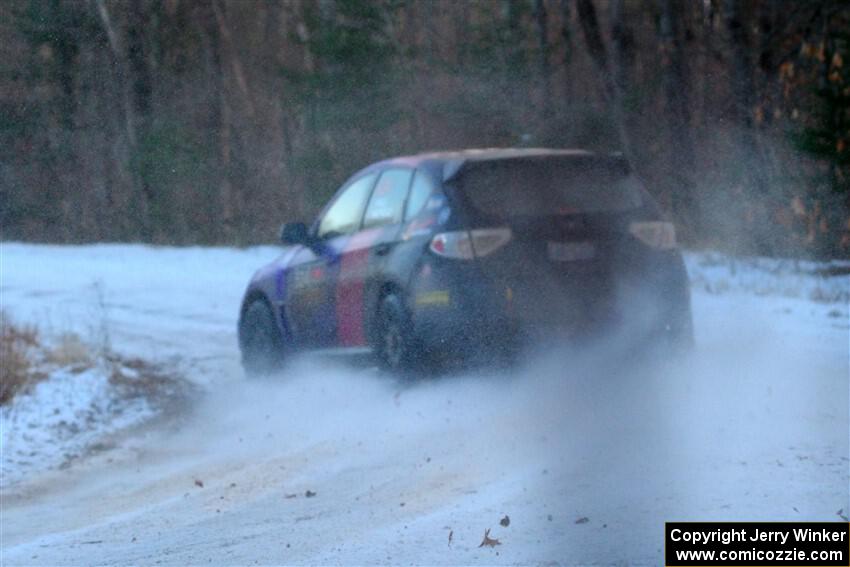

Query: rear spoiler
[442,151,630,183]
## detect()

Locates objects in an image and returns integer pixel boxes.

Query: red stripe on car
[336,228,381,347]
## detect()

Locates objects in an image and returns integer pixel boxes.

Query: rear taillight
[629,221,677,250]
[429,231,475,259]
[429,228,512,259]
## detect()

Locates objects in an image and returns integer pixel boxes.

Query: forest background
[1,0,848,258]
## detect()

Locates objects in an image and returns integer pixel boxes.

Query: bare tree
[575,0,632,159]
[660,0,699,235]
[534,0,552,121]
[93,0,136,147]
[558,0,575,101]
[609,0,633,104]
[92,0,154,236]
[724,0,763,191]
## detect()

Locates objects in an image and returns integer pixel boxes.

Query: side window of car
[362,168,413,229]
[404,170,435,221]
[317,174,376,239]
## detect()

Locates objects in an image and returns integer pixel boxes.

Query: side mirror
[280,222,309,246]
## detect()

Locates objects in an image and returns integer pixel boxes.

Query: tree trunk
[93,0,137,147]
[559,0,574,101]
[724,0,761,182]
[127,0,152,119]
[609,0,633,99]
[197,0,235,238]
[725,0,773,253]
[534,0,552,123]
[660,0,699,237]
[575,0,632,159]
[211,0,255,118]
[92,0,152,237]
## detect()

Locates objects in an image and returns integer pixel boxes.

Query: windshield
[456,158,643,217]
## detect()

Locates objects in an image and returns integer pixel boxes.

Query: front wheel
[238,299,285,377]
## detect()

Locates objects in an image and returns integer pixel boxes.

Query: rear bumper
[408,249,692,356]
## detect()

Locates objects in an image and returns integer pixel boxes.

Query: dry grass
[1,311,186,409]
[0,312,41,405]
[1,313,96,405]
[109,359,181,402]
[44,332,93,368]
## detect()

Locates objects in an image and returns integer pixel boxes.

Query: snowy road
[1,243,848,565]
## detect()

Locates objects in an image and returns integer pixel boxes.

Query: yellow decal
[415,290,450,306]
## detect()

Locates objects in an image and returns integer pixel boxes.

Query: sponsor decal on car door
[286,240,343,348]
[286,172,378,348]
[335,168,412,347]
[335,227,383,347]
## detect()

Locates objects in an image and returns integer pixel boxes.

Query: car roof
[366,148,625,182]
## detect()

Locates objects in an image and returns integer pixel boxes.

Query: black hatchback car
[238,148,693,374]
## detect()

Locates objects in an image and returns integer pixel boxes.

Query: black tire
[375,293,424,375]
[238,300,285,377]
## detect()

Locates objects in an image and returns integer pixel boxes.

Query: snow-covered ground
[1,242,847,565]
[2,364,154,488]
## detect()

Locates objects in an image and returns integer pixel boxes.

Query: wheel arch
[238,289,282,346]
[239,288,273,318]
[365,278,406,348]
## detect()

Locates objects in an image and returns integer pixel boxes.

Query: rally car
[238,148,693,375]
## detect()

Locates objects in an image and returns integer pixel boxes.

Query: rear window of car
[363,168,413,229]
[455,157,643,217]
[404,170,435,221]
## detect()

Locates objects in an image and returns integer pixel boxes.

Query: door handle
[374,242,392,256]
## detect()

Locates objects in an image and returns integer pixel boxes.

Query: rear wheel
[375,293,424,375]
[239,300,285,377]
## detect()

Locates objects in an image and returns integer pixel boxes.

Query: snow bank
[1,364,156,488]
[685,251,850,305]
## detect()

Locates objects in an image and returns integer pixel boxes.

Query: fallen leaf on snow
[305,490,317,498]
[284,493,297,499]
[194,479,204,488]
[500,515,510,527]
[575,517,589,524]
[478,528,501,548]
[448,530,453,547]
